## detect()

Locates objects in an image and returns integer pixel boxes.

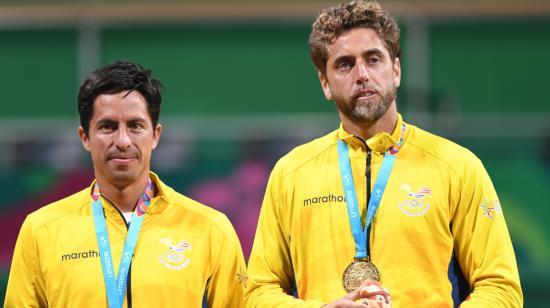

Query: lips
[357,90,376,98]
[107,152,138,162]
[355,88,378,100]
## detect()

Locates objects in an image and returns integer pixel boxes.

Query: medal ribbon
[91,178,153,308]
[337,124,405,259]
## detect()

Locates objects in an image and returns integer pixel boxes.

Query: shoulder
[403,125,486,183]
[406,123,483,174]
[25,188,90,232]
[273,129,339,178]
[162,186,236,235]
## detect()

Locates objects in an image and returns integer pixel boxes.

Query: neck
[340,102,398,140]
[96,174,149,213]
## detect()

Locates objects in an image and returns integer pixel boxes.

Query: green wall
[430,20,550,114]
[0,29,78,117]
[3,20,550,116]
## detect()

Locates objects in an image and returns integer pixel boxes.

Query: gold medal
[342,258,380,292]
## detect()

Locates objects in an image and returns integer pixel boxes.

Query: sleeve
[4,216,47,308]
[451,156,523,307]
[206,215,247,308]
[245,163,326,308]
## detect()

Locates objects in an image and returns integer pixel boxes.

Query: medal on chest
[337,124,405,292]
[342,257,381,292]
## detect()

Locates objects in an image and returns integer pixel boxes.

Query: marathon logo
[303,194,345,206]
[61,250,100,261]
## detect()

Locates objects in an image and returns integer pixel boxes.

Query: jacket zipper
[366,147,372,206]
[353,136,372,251]
[353,137,372,212]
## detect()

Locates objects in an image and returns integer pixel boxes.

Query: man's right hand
[322,286,370,308]
[322,280,391,308]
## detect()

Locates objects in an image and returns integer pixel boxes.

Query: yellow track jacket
[246,114,522,307]
[5,173,246,308]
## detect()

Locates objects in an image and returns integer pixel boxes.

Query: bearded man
[245,1,522,307]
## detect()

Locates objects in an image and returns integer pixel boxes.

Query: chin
[108,172,137,186]
[352,102,390,122]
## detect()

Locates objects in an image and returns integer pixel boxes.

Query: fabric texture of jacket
[246,114,522,307]
[5,172,246,308]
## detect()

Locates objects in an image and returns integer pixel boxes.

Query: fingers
[358,280,391,307]
[325,299,370,308]
[343,285,364,301]
[359,287,390,299]
[340,300,370,308]
[358,279,382,289]
[359,299,383,308]
[338,280,391,308]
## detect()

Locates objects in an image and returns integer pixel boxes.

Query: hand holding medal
[358,280,391,308]
[321,279,391,308]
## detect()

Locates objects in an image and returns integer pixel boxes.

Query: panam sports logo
[398,184,432,217]
[159,238,192,270]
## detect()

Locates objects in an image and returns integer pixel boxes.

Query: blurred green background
[1,0,549,306]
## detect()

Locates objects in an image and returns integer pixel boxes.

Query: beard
[333,82,397,124]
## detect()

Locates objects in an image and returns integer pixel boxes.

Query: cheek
[138,139,155,152]
[93,146,107,158]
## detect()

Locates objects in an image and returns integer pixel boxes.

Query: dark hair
[77,61,163,134]
[309,0,401,76]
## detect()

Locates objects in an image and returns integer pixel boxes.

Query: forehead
[327,28,390,59]
[92,91,150,121]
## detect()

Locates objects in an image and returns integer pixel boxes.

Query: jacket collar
[87,171,172,216]
[337,113,405,154]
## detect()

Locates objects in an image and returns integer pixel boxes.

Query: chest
[35,214,210,305]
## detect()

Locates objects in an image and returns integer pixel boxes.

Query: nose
[356,61,370,84]
[114,127,132,150]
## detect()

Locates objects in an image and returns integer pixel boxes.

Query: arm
[245,164,326,308]
[451,157,523,307]
[4,216,47,308]
[206,215,247,308]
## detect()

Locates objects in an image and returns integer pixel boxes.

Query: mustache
[106,149,138,160]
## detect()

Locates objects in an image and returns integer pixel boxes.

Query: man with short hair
[245,1,522,307]
[5,61,246,307]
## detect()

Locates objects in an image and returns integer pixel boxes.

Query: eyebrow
[126,118,148,125]
[332,47,387,65]
[363,48,385,58]
[95,119,117,127]
[333,55,355,65]
[95,117,148,126]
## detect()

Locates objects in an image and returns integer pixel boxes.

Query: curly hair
[309,0,401,75]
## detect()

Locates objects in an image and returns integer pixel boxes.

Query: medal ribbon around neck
[91,178,154,308]
[337,123,406,259]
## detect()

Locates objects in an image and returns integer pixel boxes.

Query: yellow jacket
[5,173,246,308]
[246,114,522,307]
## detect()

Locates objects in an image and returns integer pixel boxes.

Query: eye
[336,59,353,71]
[368,56,381,64]
[128,122,145,131]
[97,123,115,132]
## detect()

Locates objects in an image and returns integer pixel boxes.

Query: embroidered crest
[398,184,432,217]
[159,238,191,270]
[480,197,502,220]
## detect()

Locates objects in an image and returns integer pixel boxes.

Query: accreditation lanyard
[91,178,153,308]
[337,124,405,259]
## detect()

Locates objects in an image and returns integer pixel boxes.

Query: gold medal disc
[342,258,380,292]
